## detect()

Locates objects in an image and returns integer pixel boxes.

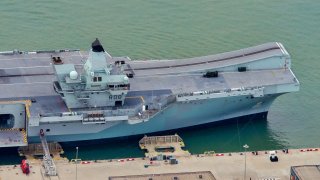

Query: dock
[17,136,66,178]
[18,142,64,157]
[1,148,320,179]
[139,134,191,158]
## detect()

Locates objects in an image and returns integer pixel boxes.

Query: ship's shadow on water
[180,117,287,154]
[62,113,287,161]
[0,114,286,164]
[0,147,24,165]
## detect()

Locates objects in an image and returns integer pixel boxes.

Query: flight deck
[0,40,300,146]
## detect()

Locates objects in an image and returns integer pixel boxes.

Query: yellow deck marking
[125,96,145,103]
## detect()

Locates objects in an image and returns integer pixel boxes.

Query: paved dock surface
[1,148,320,180]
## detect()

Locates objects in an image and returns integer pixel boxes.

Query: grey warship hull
[0,41,299,146]
[28,94,277,143]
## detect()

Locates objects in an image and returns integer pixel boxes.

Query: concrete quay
[0,148,320,180]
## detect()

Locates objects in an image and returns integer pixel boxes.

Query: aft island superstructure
[0,39,299,147]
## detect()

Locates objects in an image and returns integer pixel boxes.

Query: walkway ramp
[40,131,57,176]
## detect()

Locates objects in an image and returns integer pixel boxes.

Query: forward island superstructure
[0,39,299,147]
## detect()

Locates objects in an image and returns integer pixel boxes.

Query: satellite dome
[69,71,78,80]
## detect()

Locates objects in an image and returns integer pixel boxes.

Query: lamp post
[76,146,78,180]
[243,144,249,180]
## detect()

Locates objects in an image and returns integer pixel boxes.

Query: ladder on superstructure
[39,129,57,176]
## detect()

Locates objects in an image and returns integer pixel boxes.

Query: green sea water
[0,0,320,163]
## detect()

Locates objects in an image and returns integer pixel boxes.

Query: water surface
[0,0,319,163]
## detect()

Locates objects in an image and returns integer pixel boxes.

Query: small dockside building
[290,165,320,180]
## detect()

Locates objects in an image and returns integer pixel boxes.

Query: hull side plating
[28,94,279,143]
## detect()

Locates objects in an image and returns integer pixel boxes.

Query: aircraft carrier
[0,39,299,147]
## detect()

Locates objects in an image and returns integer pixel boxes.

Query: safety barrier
[300,148,318,152]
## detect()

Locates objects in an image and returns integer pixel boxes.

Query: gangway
[39,129,57,176]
